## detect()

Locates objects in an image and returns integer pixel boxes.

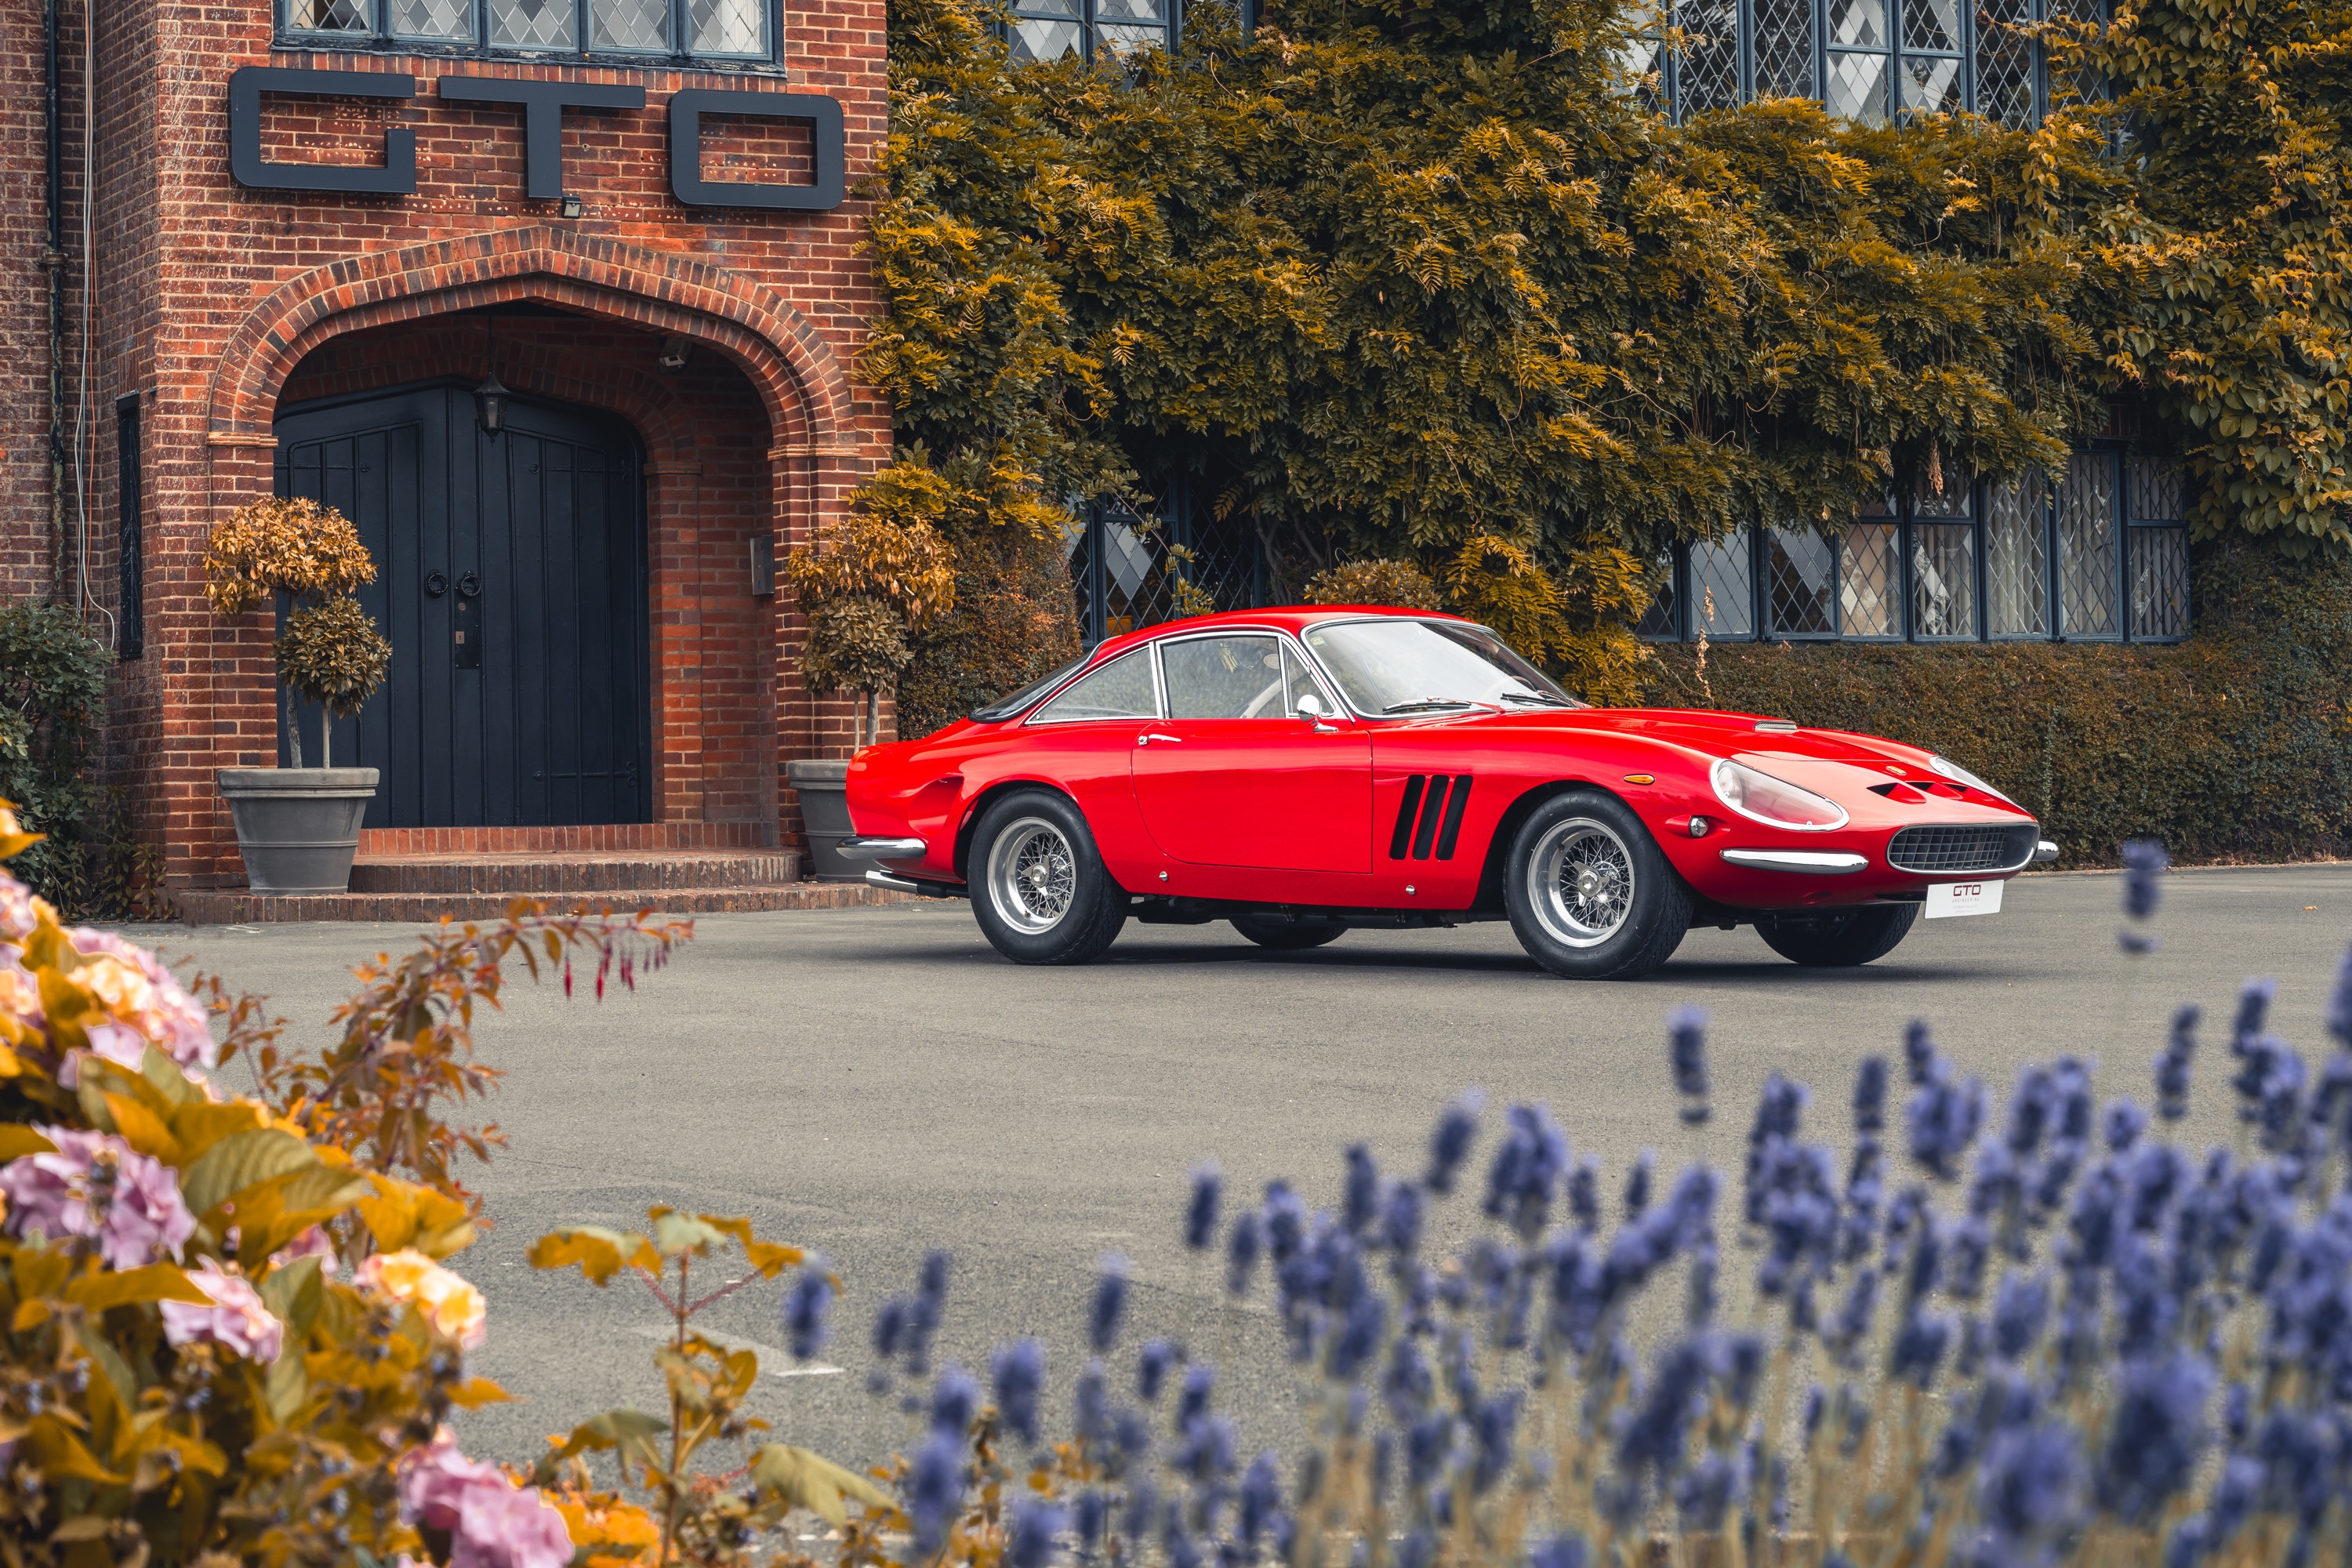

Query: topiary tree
[204,498,390,768]
[1301,558,1443,611]
[785,505,957,750]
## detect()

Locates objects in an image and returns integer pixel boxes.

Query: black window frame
[1004,0,1181,67]
[274,0,786,70]
[114,393,143,662]
[1638,442,2187,649]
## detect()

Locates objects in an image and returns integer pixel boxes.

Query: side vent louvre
[1388,774,1474,862]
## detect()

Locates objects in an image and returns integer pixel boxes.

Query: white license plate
[1925,879,2004,919]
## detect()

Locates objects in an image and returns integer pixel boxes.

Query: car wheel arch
[953,777,1085,881]
[1471,778,1635,910]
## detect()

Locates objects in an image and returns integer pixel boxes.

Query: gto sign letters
[227,65,844,211]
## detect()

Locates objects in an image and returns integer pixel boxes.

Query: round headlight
[1710,758,1849,831]
[1927,753,2019,807]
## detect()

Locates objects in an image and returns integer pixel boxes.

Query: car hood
[1475,707,1933,766]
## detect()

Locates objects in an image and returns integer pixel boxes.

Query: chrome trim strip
[837,836,927,861]
[1720,848,1870,876]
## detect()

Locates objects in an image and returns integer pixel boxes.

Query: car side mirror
[1294,692,1325,719]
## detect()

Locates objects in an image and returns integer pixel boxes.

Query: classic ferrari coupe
[836,607,2055,978]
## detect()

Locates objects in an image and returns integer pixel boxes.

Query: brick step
[358,823,768,857]
[172,881,917,926]
[350,849,803,895]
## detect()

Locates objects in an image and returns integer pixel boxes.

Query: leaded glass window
[1985,472,2050,637]
[1690,532,1757,638]
[1010,0,1170,61]
[1644,443,2185,648]
[1635,553,1681,639]
[281,0,779,63]
[2057,450,2120,637]
[1651,0,2088,124]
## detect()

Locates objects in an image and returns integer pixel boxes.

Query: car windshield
[970,653,1091,722]
[1302,619,1584,716]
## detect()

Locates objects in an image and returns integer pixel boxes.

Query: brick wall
[33,0,892,886]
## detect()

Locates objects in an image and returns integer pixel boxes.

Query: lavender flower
[2157,1004,2200,1121]
[2096,1350,2212,1524]
[1667,1006,1709,1125]
[1137,1338,1181,1403]
[1090,1255,1130,1353]
[1381,1179,1425,1261]
[906,1428,967,1558]
[930,1364,980,1435]
[992,1339,1046,1445]
[1425,1092,1483,1195]
[1854,1055,1889,1136]
[1567,1158,1600,1232]
[1343,1145,1380,1236]
[781,1257,833,1361]
[2118,840,2169,953]
[1904,1019,1937,1086]
[1184,1163,1221,1251]
[1237,1452,1283,1547]
[1975,1422,2085,1559]
[2103,1099,2148,1154]
[1527,1536,1588,1568]
[1007,1497,1065,1568]
[908,1250,951,1374]
[1226,1210,1262,1296]
[1470,1392,1521,1494]
[1992,1272,2049,1362]
[1623,1150,1653,1221]
[2233,978,2276,1054]
[1482,1104,1568,1240]
[1907,1068,1986,1181]
[1073,1490,1107,1553]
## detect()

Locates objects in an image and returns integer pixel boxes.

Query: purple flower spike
[1007,1497,1065,1568]
[1137,1338,1181,1403]
[2232,978,2275,1054]
[2120,840,2169,923]
[906,1428,967,1559]
[1226,1210,1263,1297]
[1667,1007,1709,1125]
[991,1338,1047,1445]
[1342,1145,1380,1236]
[1183,1163,1221,1251]
[781,1257,833,1361]
[2156,1005,2200,1121]
[1904,1020,1937,1086]
[2327,945,2352,1049]
[1426,1091,1484,1195]
[1089,1255,1130,1354]
[1482,1104,1569,1241]
[1853,1056,1888,1136]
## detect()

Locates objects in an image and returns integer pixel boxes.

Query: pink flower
[0,1127,195,1269]
[268,1225,341,1277]
[398,1431,575,1568]
[160,1259,284,1362]
[356,1248,487,1350]
[67,929,216,1075]
[0,870,38,942]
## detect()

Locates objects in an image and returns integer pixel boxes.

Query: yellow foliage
[785,508,958,633]
[1303,559,1444,611]
[202,497,376,617]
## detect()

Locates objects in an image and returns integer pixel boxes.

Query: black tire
[1502,789,1692,981]
[967,789,1129,965]
[1758,902,1920,967]
[1231,913,1346,951]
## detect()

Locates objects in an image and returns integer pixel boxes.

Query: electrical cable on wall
[71,0,114,649]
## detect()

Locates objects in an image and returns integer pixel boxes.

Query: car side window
[1162,635,1289,719]
[1031,650,1158,722]
[1282,642,1335,716]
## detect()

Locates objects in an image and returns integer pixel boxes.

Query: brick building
[13,0,893,910]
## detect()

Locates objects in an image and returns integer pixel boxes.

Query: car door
[1131,632,1372,873]
[1017,647,1165,882]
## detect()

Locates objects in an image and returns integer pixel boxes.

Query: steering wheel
[1240,678,1286,719]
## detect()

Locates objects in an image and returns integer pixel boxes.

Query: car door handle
[1138,732,1183,746]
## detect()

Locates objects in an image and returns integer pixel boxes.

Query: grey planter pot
[217,768,379,895]
[786,758,857,882]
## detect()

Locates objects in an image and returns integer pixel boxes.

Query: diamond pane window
[2130,527,2189,640]
[1828,0,1887,45]
[1753,0,1816,96]
[2058,451,2119,637]
[1974,0,2036,125]
[1011,18,1082,56]
[1690,533,1756,637]
[1986,474,2050,637]
[688,0,765,52]
[391,0,471,37]
[1840,522,1900,637]
[490,0,575,46]
[1901,0,1958,49]
[1768,529,1837,636]
[1900,54,1964,113]
[1098,22,1168,54]
[2126,456,2187,523]
[1911,522,1976,637]
[288,0,372,28]
[1826,49,1890,123]
[1635,554,1680,639]
[594,0,671,49]
[1673,0,1744,116]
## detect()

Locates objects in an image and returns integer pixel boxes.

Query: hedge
[1633,547,2352,867]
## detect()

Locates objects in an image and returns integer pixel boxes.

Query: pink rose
[398,1431,574,1568]
[0,1127,195,1269]
[161,1259,285,1363]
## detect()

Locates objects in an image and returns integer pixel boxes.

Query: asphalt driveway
[137,864,2352,1475]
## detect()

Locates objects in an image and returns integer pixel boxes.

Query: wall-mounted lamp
[560,192,584,219]
[474,369,511,436]
[657,336,691,373]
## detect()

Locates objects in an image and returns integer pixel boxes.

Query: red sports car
[837,607,2054,978]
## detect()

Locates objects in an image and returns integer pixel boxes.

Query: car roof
[1088,604,1470,662]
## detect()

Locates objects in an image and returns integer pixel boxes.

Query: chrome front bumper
[1719,848,1869,876]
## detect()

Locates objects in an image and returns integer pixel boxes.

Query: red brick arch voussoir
[204,227,854,450]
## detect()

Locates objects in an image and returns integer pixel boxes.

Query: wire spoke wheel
[1529,818,1636,948]
[987,816,1077,935]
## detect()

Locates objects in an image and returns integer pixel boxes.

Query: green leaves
[182,1127,314,1216]
[750,1445,891,1526]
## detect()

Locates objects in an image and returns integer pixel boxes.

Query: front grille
[1887,823,2038,875]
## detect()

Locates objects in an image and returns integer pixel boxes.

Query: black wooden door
[274,383,652,828]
